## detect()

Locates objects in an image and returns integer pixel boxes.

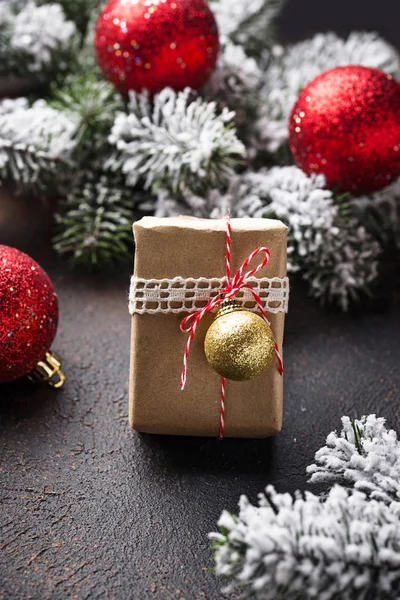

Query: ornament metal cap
[28,351,66,388]
[215,298,244,318]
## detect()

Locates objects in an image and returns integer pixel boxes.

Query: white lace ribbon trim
[129,276,289,315]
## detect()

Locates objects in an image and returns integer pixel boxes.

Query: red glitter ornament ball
[289,66,400,195]
[95,0,219,94]
[0,246,59,384]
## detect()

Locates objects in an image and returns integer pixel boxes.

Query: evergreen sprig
[0,98,77,193]
[307,415,400,505]
[107,87,246,193]
[54,173,143,268]
[0,1,78,80]
[51,75,123,141]
[211,416,400,599]
[0,0,399,305]
[234,167,380,310]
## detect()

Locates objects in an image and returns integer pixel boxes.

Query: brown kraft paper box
[129,216,288,438]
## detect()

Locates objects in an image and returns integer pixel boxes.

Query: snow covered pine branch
[0,1,77,79]
[307,414,400,505]
[0,98,78,191]
[0,0,399,308]
[107,87,245,192]
[210,415,400,599]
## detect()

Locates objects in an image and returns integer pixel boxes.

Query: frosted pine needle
[0,98,78,190]
[308,415,400,505]
[211,415,400,599]
[107,87,245,192]
[211,485,400,600]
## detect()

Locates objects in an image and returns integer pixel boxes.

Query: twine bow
[179,217,283,440]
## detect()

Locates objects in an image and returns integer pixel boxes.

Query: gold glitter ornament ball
[204,300,275,381]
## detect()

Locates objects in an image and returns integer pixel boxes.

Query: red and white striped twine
[180,216,283,440]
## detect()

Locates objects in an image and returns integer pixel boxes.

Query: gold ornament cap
[28,351,66,388]
[204,299,275,381]
[214,298,244,317]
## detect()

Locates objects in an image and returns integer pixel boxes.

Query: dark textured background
[2,2,400,599]
[1,264,399,600]
[279,0,400,49]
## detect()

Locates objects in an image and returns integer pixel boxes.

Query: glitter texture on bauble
[204,300,275,381]
[0,246,59,384]
[95,0,219,94]
[289,65,400,195]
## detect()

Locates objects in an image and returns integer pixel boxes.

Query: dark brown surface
[0,263,399,600]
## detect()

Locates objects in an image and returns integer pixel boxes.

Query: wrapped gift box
[129,216,288,438]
